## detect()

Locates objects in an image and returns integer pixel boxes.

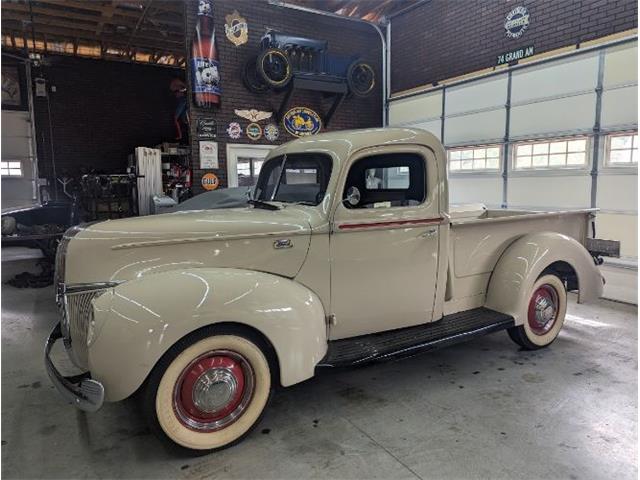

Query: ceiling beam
[96,1,117,36]
[2,24,183,55]
[2,16,184,45]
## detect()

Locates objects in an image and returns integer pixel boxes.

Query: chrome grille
[54,235,70,303]
[63,289,106,369]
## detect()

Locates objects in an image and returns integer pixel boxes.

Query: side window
[343,153,426,209]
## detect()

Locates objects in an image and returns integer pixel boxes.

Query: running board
[318,308,514,367]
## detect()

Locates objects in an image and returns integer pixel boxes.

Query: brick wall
[185,0,383,192]
[391,0,638,94]
[33,56,184,179]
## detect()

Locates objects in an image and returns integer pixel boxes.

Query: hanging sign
[191,0,221,106]
[504,6,530,39]
[283,107,322,137]
[264,123,279,142]
[227,122,242,139]
[199,140,219,169]
[201,172,219,191]
[235,109,272,122]
[196,118,217,138]
[497,45,534,65]
[246,123,262,140]
[225,11,249,46]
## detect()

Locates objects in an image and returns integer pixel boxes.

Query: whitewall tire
[507,274,567,350]
[142,328,273,453]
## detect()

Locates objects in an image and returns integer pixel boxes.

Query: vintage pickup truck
[46,128,605,453]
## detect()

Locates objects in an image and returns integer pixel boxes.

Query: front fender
[485,232,604,325]
[89,268,327,402]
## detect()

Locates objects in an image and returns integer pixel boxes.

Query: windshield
[253,153,333,205]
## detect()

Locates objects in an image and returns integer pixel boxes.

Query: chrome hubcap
[528,285,559,335]
[192,369,238,413]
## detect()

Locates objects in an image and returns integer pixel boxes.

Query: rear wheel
[507,274,567,350]
[347,61,375,97]
[242,55,270,94]
[141,327,273,453]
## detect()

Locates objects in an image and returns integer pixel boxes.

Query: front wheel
[507,274,567,350]
[256,48,292,88]
[141,327,273,453]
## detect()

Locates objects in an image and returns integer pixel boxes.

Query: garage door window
[605,133,638,166]
[513,137,588,170]
[0,161,22,177]
[448,146,501,172]
[343,153,426,209]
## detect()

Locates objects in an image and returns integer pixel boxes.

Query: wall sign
[225,11,249,46]
[227,122,242,139]
[264,123,279,142]
[201,172,220,191]
[196,118,217,138]
[199,140,219,169]
[235,108,272,122]
[246,123,263,140]
[497,45,535,65]
[504,6,530,39]
[283,107,322,137]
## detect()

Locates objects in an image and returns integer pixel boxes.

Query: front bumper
[44,322,104,412]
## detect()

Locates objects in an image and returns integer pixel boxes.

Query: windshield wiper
[247,198,280,210]
[294,201,317,206]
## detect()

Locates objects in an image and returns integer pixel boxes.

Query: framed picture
[1,63,27,111]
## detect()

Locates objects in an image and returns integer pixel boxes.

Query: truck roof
[268,127,444,165]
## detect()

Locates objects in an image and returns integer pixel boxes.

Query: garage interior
[1,1,638,479]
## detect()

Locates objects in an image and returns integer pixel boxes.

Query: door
[226,144,276,188]
[1,110,37,209]
[329,146,442,340]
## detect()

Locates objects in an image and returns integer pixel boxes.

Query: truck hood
[63,206,313,284]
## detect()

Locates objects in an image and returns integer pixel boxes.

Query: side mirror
[343,186,361,207]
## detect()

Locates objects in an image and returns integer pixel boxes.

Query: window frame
[603,131,639,169]
[0,160,24,178]
[341,152,427,210]
[446,144,502,175]
[511,136,591,172]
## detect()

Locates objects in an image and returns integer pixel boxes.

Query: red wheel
[507,274,567,350]
[527,285,560,336]
[173,351,254,432]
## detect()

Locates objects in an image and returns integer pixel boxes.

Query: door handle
[420,228,438,238]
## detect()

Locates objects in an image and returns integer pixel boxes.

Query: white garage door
[388,38,638,303]
[1,109,37,209]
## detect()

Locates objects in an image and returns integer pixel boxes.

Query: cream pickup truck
[46,128,607,453]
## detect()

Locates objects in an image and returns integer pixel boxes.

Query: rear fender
[89,268,327,402]
[485,232,604,325]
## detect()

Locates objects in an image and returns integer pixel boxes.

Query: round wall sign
[504,6,530,39]
[227,122,242,139]
[246,122,263,140]
[201,172,219,190]
[264,123,279,142]
[283,107,322,137]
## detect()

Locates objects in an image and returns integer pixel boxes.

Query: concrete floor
[1,257,637,479]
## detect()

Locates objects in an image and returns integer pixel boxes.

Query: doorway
[226,144,276,188]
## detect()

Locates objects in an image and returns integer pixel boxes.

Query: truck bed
[445,205,595,312]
